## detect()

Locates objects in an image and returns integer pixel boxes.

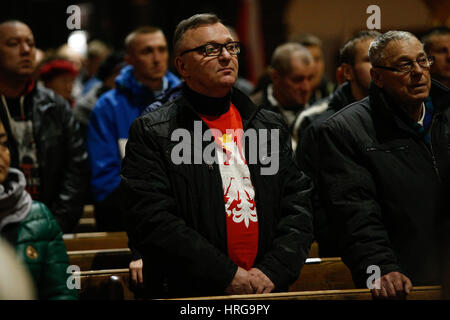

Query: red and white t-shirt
[200,102,259,270]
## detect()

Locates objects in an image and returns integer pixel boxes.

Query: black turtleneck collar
[183,83,231,116]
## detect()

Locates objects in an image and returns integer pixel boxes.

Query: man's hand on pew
[248,268,275,294]
[371,271,412,300]
[225,266,254,295]
[129,259,143,287]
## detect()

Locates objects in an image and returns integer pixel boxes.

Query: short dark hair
[173,13,221,56]
[339,31,381,65]
[422,27,450,53]
[125,26,163,53]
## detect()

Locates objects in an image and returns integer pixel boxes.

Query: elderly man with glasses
[120,13,314,298]
[314,31,450,299]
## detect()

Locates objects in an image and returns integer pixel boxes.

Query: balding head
[0,20,36,79]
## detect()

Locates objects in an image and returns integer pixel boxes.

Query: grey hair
[270,42,313,75]
[368,31,420,65]
[173,13,221,56]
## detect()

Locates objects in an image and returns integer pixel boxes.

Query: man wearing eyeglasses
[120,13,314,298]
[315,31,450,299]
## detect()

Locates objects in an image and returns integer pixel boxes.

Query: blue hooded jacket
[87,65,180,202]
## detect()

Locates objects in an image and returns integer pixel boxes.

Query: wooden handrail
[170,286,442,300]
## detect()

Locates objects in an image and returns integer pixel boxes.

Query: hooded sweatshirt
[88,65,181,202]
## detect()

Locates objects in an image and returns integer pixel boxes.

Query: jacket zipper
[425,115,441,181]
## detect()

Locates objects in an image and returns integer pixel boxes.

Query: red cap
[39,59,78,81]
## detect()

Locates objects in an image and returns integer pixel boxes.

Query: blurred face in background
[272,53,315,107]
[44,73,76,101]
[306,45,324,90]
[342,38,374,100]
[0,21,36,79]
[427,34,450,86]
[126,30,169,83]
[0,123,10,184]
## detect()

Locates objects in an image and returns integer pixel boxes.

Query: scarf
[0,168,32,232]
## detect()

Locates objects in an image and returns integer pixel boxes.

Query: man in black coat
[296,31,380,257]
[0,20,88,233]
[315,30,450,299]
[120,13,314,298]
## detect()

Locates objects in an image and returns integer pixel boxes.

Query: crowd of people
[0,13,449,300]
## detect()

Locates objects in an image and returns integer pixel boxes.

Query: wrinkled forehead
[382,38,425,63]
[0,22,34,41]
[183,23,233,48]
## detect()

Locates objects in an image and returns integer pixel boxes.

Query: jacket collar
[176,83,260,132]
[369,79,449,137]
[328,81,355,112]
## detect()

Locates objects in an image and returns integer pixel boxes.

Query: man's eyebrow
[393,53,426,62]
[206,38,235,45]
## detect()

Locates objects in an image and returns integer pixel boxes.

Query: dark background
[1,0,289,71]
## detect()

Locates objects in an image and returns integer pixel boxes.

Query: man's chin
[219,78,236,89]
[16,68,35,78]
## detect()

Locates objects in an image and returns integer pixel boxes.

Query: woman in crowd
[0,119,78,300]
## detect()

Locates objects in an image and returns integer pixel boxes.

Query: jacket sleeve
[87,97,122,202]
[50,101,89,233]
[120,117,237,292]
[316,122,402,287]
[253,117,314,290]
[40,204,78,300]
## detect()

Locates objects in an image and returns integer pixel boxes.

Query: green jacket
[4,201,78,300]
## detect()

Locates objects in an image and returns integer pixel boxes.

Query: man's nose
[300,79,312,92]
[20,41,32,54]
[410,61,426,75]
[219,47,233,61]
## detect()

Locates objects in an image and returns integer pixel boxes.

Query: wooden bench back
[64,232,129,251]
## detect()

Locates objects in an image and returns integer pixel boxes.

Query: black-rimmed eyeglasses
[374,56,434,74]
[180,41,241,57]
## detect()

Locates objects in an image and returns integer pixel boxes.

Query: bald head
[0,20,36,79]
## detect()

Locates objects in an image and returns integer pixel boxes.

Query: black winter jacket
[316,80,450,287]
[297,82,356,257]
[0,84,89,233]
[120,87,314,298]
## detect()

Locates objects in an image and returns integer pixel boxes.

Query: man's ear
[175,56,188,79]
[341,63,354,82]
[370,67,383,88]
[270,68,279,84]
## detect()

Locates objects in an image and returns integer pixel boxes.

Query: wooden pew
[64,230,318,257]
[72,257,352,299]
[72,205,97,233]
[74,269,135,300]
[176,286,442,300]
[72,264,442,300]
[68,248,132,271]
[290,257,354,291]
[63,232,129,251]
[309,241,319,258]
